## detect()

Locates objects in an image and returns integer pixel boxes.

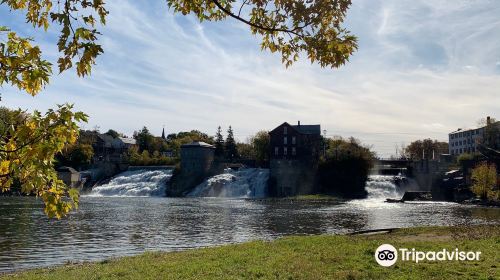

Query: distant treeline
[56,125,271,169]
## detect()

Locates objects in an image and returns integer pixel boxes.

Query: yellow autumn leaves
[0,105,87,218]
[471,162,499,200]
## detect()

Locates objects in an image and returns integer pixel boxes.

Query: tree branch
[237,0,249,17]
[210,0,301,37]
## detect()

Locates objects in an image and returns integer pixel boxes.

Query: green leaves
[0,1,104,218]
[167,0,358,68]
[1,0,108,95]
[1,0,358,219]
[2,0,357,96]
[0,28,52,95]
[0,104,88,218]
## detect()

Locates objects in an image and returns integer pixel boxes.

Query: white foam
[187,168,269,198]
[88,169,172,197]
[365,175,403,199]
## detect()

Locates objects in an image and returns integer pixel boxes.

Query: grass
[2,225,499,280]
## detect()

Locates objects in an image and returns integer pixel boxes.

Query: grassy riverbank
[2,225,499,280]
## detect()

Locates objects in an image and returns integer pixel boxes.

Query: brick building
[269,121,322,160]
[268,121,322,196]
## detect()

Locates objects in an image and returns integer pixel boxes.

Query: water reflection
[0,196,498,273]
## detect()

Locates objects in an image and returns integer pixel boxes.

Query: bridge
[374,159,411,168]
[373,159,411,175]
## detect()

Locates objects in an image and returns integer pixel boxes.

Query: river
[0,172,499,273]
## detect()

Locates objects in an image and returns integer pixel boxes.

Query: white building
[448,116,498,156]
[448,127,485,155]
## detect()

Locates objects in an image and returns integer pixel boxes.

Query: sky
[1,0,500,157]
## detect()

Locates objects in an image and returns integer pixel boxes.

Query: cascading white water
[88,169,172,197]
[187,168,269,198]
[365,175,403,199]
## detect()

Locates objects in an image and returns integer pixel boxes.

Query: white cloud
[1,0,499,157]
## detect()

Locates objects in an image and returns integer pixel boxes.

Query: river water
[0,173,499,273]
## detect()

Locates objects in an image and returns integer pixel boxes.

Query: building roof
[119,137,136,145]
[449,121,499,135]
[292,124,321,135]
[97,134,114,146]
[181,141,215,148]
[56,166,78,173]
[269,121,322,136]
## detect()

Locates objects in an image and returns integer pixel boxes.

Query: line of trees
[214,126,270,166]
[214,126,239,161]
[53,124,272,168]
[401,139,449,160]
[129,127,213,166]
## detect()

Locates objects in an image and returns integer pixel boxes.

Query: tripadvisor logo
[375,244,397,267]
[374,244,481,267]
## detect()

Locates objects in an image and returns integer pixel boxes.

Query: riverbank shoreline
[2,225,498,279]
[247,194,346,202]
[461,199,500,208]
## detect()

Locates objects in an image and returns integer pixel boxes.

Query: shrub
[318,137,375,198]
[471,162,498,200]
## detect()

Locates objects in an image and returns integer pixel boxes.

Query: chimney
[487,116,491,125]
[298,120,301,126]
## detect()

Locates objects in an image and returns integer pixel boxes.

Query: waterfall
[187,168,269,198]
[365,175,404,199]
[88,169,172,197]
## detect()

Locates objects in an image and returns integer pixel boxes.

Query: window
[292,136,296,145]
[274,147,279,156]
[284,147,288,155]
[284,137,287,145]
[284,126,287,135]
[292,147,296,155]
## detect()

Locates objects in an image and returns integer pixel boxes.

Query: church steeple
[161,125,166,140]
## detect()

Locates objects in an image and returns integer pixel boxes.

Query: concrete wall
[269,159,318,196]
[168,146,217,196]
[128,165,175,171]
[57,172,80,188]
[410,159,452,192]
[180,147,214,175]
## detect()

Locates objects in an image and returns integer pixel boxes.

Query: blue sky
[2,0,500,157]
